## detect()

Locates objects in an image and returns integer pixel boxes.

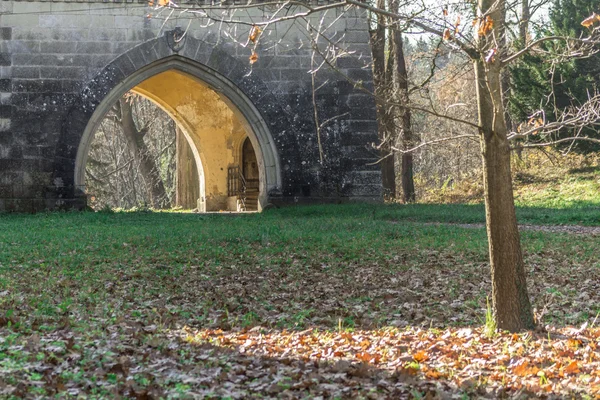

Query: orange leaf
[443,28,452,40]
[357,351,380,363]
[478,16,494,36]
[249,25,262,44]
[454,16,461,33]
[581,13,599,28]
[249,52,259,65]
[413,350,429,363]
[443,8,448,16]
[564,361,580,374]
[425,368,442,379]
[513,359,530,376]
[513,359,540,377]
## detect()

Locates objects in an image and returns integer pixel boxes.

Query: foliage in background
[415,147,600,210]
[404,40,481,202]
[509,0,600,152]
[86,96,177,210]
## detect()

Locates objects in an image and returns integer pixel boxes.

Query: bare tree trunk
[369,0,396,199]
[118,99,170,209]
[175,127,200,209]
[390,5,415,203]
[520,0,530,45]
[476,0,534,332]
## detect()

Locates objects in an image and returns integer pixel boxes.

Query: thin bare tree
[147,0,600,331]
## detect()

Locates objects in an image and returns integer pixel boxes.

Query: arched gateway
[72,52,282,211]
[0,1,382,212]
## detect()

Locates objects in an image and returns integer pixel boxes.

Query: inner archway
[241,137,259,211]
[75,56,282,212]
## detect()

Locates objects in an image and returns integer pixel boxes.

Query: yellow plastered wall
[134,70,248,211]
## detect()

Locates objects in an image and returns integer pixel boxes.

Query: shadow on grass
[4,200,600,227]
[262,201,600,226]
[153,336,482,399]
[568,165,600,174]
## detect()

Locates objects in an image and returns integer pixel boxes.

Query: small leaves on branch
[528,117,544,128]
[441,10,461,39]
[148,0,169,6]
[475,16,494,36]
[249,25,262,44]
[443,28,452,41]
[249,51,259,64]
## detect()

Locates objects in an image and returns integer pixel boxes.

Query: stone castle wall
[0,0,381,211]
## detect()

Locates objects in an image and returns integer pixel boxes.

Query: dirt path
[424,222,600,235]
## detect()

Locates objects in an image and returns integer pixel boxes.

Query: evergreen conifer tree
[509,0,600,150]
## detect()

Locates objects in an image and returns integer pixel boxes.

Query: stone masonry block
[39,15,93,29]
[12,2,51,14]
[8,40,40,54]
[0,28,11,41]
[88,28,127,42]
[76,41,112,54]
[0,14,39,28]
[0,53,11,66]
[0,105,13,118]
[40,41,73,54]
[125,47,149,71]
[0,118,11,133]
[40,66,86,80]
[112,54,136,78]
[12,66,39,79]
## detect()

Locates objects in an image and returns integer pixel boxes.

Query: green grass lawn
[0,205,599,398]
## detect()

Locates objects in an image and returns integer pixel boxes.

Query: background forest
[86,97,177,210]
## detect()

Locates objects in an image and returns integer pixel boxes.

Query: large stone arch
[54,35,298,209]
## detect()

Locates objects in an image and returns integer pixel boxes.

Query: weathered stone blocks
[0,0,382,212]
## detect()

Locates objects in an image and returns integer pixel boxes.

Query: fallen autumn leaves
[0,209,598,398]
[178,325,600,398]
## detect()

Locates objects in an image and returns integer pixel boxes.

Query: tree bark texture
[119,99,170,209]
[175,127,200,209]
[369,0,396,199]
[475,0,534,331]
[520,0,530,45]
[390,18,416,203]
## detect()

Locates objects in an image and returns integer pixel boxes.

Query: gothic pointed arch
[54,34,303,209]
